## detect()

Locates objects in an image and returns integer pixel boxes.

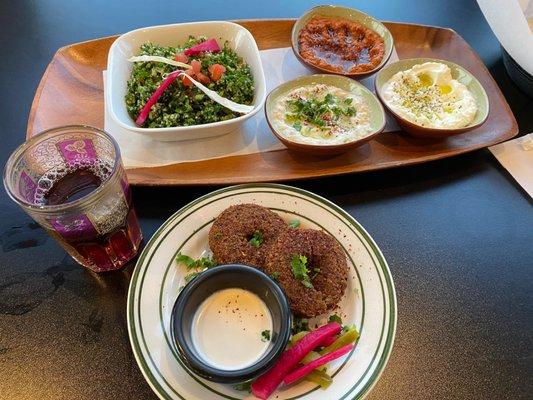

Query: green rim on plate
[127,183,397,400]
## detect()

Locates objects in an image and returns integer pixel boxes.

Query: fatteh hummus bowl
[265,74,386,155]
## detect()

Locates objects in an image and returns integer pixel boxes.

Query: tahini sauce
[191,288,273,370]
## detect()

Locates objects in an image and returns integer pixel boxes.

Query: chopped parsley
[288,219,300,228]
[125,37,254,128]
[249,230,263,247]
[233,379,253,392]
[328,314,343,325]
[291,254,313,289]
[285,92,356,131]
[176,253,217,269]
[184,272,201,283]
[342,323,357,334]
[270,271,280,281]
[261,330,271,342]
[292,316,309,334]
[176,252,218,283]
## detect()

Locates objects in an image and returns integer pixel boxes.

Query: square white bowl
[106,21,266,142]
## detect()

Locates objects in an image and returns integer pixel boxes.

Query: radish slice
[184,38,221,56]
[283,344,354,386]
[128,55,190,69]
[320,334,337,348]
[177,72,254,114]
[251,322,341,400]
[135,70,180,126]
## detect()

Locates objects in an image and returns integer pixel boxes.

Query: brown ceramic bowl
[265,74,386,156]
[291,5,394,80]
[375,58,490,138]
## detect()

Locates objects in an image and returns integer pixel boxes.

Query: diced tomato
[208,63,226,82]
[196,72,211,85]
[174,53,189,64]
[182,73,194,88]
[191,59,202,74]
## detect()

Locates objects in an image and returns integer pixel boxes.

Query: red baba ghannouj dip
[298,16,385,74]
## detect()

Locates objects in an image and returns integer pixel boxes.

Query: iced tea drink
[4,125,142,272]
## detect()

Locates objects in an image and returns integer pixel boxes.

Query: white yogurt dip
[271,83,373,145]
[382,62,478,129]
[191,288,273,370]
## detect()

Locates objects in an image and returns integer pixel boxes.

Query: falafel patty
[264,228,348,318]
[208,204,288,268]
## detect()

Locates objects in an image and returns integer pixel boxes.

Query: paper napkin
[489,133,533,198]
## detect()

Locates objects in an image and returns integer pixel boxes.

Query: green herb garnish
[270,271,280,281]
[288,219,300,229]
[184,272,200,283]
[292,316,309,335]
[233,379,253,392]
[175,253,196,268]
[285,93,357,132]
[291,254,313,289]
[176,252,218,283]
[176,252,217,269]
[342,323,357,334]
[328,314,343,325]
[261,330,271,342]
[249,230,263,247]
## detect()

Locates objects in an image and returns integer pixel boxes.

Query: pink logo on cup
[50,214,98,241]
[120,178,131,203]
[19,171,37,203]
[57,139,97,167]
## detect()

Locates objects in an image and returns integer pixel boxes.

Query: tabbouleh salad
[125,36,255,128]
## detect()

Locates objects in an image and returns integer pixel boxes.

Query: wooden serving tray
[27,20,518,186]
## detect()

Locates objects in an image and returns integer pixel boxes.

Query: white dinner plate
[127,183,397,400]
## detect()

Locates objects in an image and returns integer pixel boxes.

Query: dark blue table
[0,1,531,399]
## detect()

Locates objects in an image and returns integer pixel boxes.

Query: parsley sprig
[261,330,271,342]
[233,379,253,392]
[176,252,218,282]
[176,253,217,269]
[288,219,300,228]
[249,230,263,247]
[291,316,309,334]
[328,314,343,325]
[285,93,356,131]
[291,254,313,289]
